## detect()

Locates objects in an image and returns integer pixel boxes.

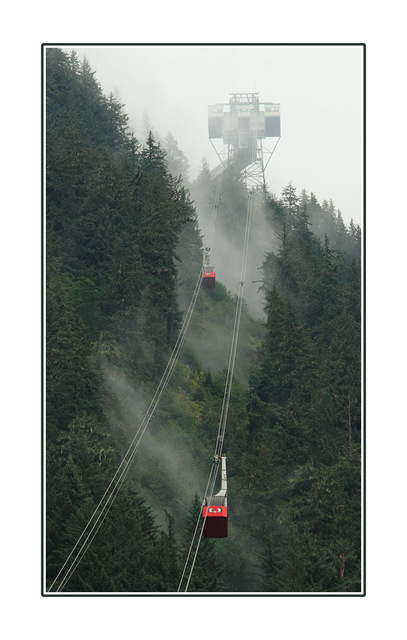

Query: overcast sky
[60,44,363,225]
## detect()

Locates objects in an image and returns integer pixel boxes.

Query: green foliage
[164,131,191,184]
[186,281,262,384]
[245,184,361,591]
[45,48,198,591]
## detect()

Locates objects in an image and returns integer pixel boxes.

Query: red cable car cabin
[203,499,228,538]
[203,455,228,538]
[202,267,215,290]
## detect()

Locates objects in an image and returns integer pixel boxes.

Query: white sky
[61,44,363,225]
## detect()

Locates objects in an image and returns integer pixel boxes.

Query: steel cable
[49,173,226,593]
[178,190,256,592]
[49,265,203,592]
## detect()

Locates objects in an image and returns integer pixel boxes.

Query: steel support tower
[208,92,281,189]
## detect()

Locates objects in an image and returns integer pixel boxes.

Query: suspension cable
[178,122,259,592]
[48,177,226,593]
[207,172,223,248]
[48,265,203,592]
[178,189,256,593]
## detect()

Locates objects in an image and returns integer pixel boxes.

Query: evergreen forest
[45,48,362,593]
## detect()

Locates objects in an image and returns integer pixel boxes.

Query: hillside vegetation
[45,48,362,592]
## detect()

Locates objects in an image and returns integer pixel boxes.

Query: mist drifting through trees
[45,48,362,593]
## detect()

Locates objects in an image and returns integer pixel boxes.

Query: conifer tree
[164,131,190,183]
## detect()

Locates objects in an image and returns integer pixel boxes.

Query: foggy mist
[60,44,363,227]
[101,361,209,529]
[196,192,279,319]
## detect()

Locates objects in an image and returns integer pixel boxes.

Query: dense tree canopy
[45,48,362,593]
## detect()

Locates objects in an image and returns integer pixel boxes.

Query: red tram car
[203,455,228,538]
[202,269,216,290]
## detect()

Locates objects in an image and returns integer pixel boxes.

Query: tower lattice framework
[208,92,281,188]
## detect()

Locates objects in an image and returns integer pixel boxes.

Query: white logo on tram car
[208,507,222,513]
